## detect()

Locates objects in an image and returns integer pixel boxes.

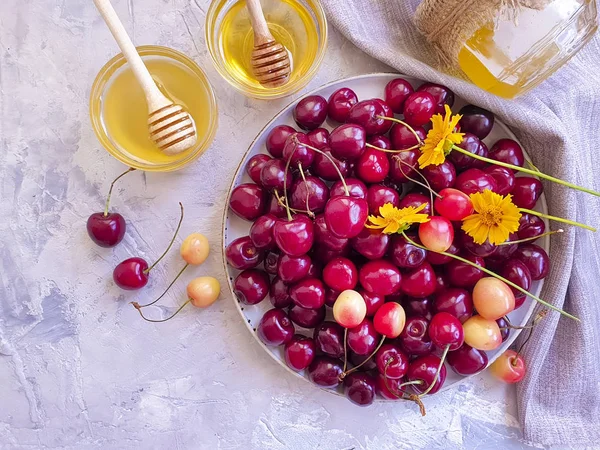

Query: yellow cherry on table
[180,233,210,265]
[472,277,515,320]
[188,276,220,308]
[462,315,502,351]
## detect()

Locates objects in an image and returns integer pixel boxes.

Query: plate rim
[221,72,547,399]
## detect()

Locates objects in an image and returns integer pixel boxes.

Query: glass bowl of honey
[90,46,218,171]
[206,0,328,99]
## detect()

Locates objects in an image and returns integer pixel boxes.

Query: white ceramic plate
[221,73,548,398]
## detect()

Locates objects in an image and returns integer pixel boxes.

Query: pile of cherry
[225,78,548,408]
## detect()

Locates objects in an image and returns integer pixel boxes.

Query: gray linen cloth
[320,0,600,446]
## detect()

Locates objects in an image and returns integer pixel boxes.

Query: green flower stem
[419,344,450,397]
[377,116,424,146]
[519,208,596,232]
[451,145,600,197]
[497,229,563,246]
[401,233,580,321]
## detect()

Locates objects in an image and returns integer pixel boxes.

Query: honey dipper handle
[93,0,170,110]
[246,0,275,46]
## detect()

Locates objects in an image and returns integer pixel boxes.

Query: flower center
[480,206,503,226]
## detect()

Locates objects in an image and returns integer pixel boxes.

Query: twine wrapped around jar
[414,0,552,68]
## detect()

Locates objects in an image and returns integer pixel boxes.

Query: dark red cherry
[359,289,385,316]
[323,257,358,291]
[351,228,390,260]
[367,135,391,150]
[289,278,325,309]
[356,148,390,183]
[344,372,376,406]
[402,297,433,321]
[402,91,436,128]
[282,133,315,168]
[313,214,349,252]
[374,98,393,118]
[458,105,495,140]
[113,257,149,290]
[518,213,545,241]
[447,344,488,375]
[260,159,293,192]
[511,177,543,209]
[249,214,277,249]
[490,139,524,170]
[284,335,316,371]
[429,312,464,350]
[312,149,351,181]
[422,161,457,191]
[273,215,314,257]
[324,288,340,307]
[500,259,532,298]
[398,192,432,216]
[389,234,427,269]
[496,316,511,341]
[331,178,368,199]
[449,133,486,170]
[398,316,433,356]
[277,253,312,284]
[446,253,485,288]
[417,83,455,114]
[347,319,380,355]
[349,350,378,371]
[266,193,287,218]
[406,354,447,394]
[229,183,268,221]
[269,276,292,308]
[389,150,420,183]
[367,184,400,214]
[375,343,409,379]
[359,260,402,295]
[294,95,328,130]
[328,87,358,122]
[455,168,497,195]
[347,99,393,136]
[313,321,345,358]
[329,124,367,161]
[433,288,473,323]
[434,272,451,294]
[246,154,272,185]
[324,195,369,239]
[390,123,426,150]
[266,125,296,158]
[460,231,497,258]
[400,262,437,298]
[87,212,126,248]
[307,356,343,388]
[491,232,520,260]
[226,236,264,270]
[484,165,515,196]
[515,242,549,286]
[257,309,295,346]
[289,304,326,328]
[234,269,270,305]
[307,128,330,150]
[290,175,329,214]
[312,245,351,265]
[263,249,280,275]
[426,241,459,266]
[375,373,405,400]
[385,78,414,113]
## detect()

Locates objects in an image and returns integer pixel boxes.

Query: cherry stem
[274,190,304,215]
[519,208,596,232]
[451,145,600,197]
[283,145,295,222]
[394,156,442,203]
[132,263,189,309]
[297,162,315,218]
[376,115,424,146]
[144,202,184,274]
[398,380,424,389]
[516,309,548,356]
[134,299,191,323]
[418,344,450,397]
[342,327,348,374]
[382,361,426,415]
[302,141,349,196]
[104,167,136,217]
[365,142,420,154]
[401,232,580,321]
[497,229,564,246]
[342,335,386,378]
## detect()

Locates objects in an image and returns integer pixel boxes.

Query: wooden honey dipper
[246,0,292,87]
[94,0,197,155]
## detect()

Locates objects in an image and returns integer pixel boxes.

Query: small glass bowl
[206,0,328,99]
[90,46,218,172]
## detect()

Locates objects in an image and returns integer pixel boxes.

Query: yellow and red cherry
[373,302,406,338]
[472,277,515,320]
[489,350,526,383]
[188,276,221,308]
[333,290,367,328]
[434,188,474,221]
[419,216,454,253]
[180,233,210,265]
[462,315,502,351]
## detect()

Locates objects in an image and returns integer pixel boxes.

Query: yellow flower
[462,190,522,245]
[366,202,430,234]
[418,104,464,169]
